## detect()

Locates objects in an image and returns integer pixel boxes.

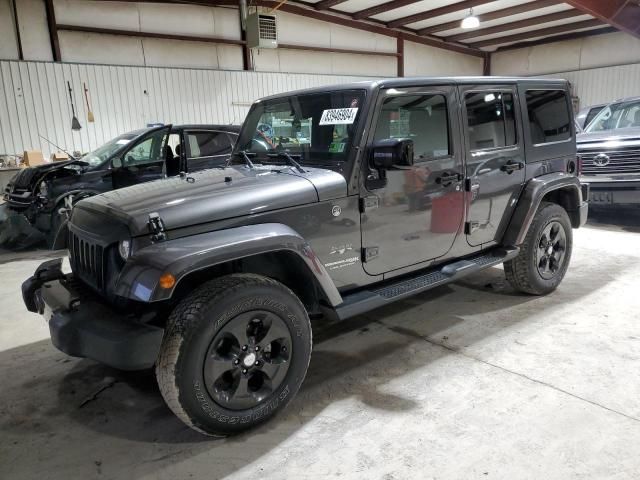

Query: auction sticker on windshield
[319,108,358,125]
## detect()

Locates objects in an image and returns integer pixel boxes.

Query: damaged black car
[1,124,239,249]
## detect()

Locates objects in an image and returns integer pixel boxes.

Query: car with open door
[22,77,588,436]
[2,124,239,249]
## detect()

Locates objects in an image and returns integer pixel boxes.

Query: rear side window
[186,131,232,158]
[465,92,516,151]
[526,90,571,144]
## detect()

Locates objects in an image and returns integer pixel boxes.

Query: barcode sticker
[319,108,359,125]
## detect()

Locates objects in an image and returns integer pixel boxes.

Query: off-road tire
[504,201,573,295]
[156,274,312,436]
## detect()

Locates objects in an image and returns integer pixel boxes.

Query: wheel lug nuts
[255,346,260,351]
[242,368,247,374]
[242,345,247,351]
[234,359,239,365]
[255,361,260,366]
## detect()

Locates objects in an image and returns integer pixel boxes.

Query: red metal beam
[447,9,584,42]
[352,0,421,20]
[564,0,640,38]
[469,18,603,48]
[495,26,617,51]
[314,0,348,10]
[57,24,247,46]
[418,0,561,36]
[397,36,404,77]
[387,0,495,29]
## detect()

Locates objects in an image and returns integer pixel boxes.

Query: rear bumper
[22,259,164,371]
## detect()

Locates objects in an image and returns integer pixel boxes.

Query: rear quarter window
[526,90,572,145]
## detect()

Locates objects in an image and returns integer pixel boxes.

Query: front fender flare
[114,223,343,306]
[503,173,584,246]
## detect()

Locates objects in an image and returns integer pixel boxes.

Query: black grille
[581,147,640,175]
[68,228,105,290]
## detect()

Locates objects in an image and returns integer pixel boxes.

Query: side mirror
[370,138,414,170]
[112,156,122,169]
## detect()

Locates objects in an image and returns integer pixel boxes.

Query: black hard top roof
[258,76,569,102]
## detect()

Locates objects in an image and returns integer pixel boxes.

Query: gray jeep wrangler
[23,77,588,436]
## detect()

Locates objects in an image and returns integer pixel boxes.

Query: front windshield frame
[585,100,640,133]
[234,89,368,166]
[80,132,142,167]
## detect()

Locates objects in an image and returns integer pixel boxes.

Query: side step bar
[335,247,519,320]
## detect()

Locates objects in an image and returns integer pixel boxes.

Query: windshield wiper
[230,150,256,170]
[266,152,305,173]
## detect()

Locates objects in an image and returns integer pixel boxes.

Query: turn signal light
[159,273,176,289]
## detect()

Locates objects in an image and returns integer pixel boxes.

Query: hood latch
[148,212,166,242]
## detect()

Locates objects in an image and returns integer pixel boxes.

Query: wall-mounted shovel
[84,82,94,123]
[67,81,81,131]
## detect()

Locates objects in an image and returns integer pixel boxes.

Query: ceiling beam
[564,0,640,38]
[496,26,617,51]
[387,0,495,29]
[470,18,603,48]
[314,0,348,10]
[352,0,421,20]
[446,9,584,42]
[417,0,560,36]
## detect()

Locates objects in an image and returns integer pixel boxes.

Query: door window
[525,90,571,144]
[186,131,232,159]
[465,92,516,151]
[373,94,450,162]
[122,129,168,166]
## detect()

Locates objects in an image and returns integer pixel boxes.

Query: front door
[460,86,525,246]
[112,126,170,189]
[360,86,464,276]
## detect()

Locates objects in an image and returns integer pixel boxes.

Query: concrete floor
[1,212,640,480]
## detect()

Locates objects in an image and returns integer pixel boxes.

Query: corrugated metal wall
[0,60,372,158]
[542,63,640,109]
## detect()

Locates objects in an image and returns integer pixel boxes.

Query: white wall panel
[541,63,640,109]
[0,0,19,60]
[0,60,374,158]
[404,41,484,76]
[492,32,640,76]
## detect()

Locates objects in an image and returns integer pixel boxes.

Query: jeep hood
[75,165,346,236]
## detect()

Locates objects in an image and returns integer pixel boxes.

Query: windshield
[81,132,140,167]
[234,89,366,164]
[585,100,640,133]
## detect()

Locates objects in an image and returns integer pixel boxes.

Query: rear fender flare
[114,223,343,306]
[503,173,583,246]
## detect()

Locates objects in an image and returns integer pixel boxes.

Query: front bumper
[581,178,640,206]
[22,259,164,371]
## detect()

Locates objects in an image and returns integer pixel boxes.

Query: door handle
[436,172,461,186]
[500,161,524,174]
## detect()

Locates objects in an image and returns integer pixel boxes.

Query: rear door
[184,129,234,171]
[460,85,525,246]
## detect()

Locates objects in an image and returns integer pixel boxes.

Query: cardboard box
[51,152,69,162]
[23,150,45,166]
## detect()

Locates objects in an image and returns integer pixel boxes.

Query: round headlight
[118,239,131,260]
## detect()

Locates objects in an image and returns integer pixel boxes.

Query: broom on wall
[67,81,82,131]
[84,82,95,123]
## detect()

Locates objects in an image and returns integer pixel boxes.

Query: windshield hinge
[148,212,166,242]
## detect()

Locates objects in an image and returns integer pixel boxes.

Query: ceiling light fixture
[461,8,480,29]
